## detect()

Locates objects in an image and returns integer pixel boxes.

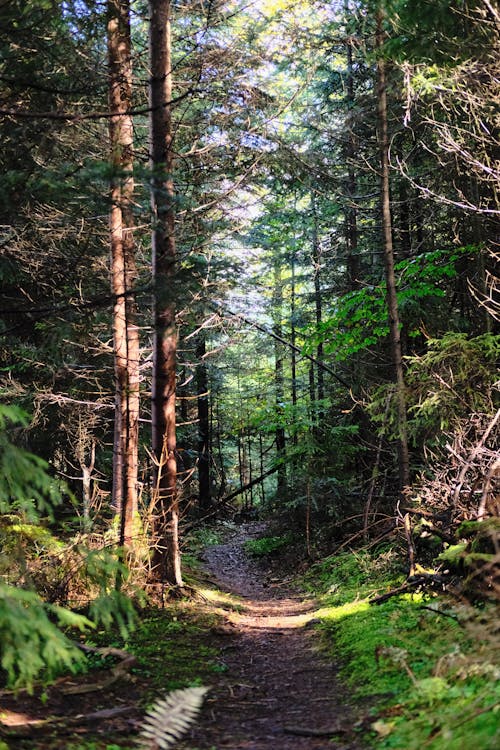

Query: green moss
[437,543,467,565]
[125,608,220,694]
[458,519,500,538]
[310,547,500,749]
[244,534,294,557]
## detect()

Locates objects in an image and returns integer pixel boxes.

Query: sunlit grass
[304,548,500,749]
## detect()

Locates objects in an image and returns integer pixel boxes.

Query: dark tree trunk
[149,0,182,586]
[345,16,360,290]
[311,194,324,429]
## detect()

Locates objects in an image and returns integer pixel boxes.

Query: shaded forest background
[0,0,498,694]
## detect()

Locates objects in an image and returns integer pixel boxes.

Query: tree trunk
[290,243,298,448]
[273,257,287,497]
[149,0,182,586]
[345,14,360,290]
[196,336,212,511]
[107,0,140,547]
[376,12,410,490]
[246,427,253,508]
[311,193,324,430]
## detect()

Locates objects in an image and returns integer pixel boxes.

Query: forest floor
[180,521,365,750]
[3,522,497,749]
[0,522,366,750]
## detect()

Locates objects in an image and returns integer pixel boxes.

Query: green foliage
[0,583,92,691]
[123,610,220,694]
[309,547,500,749]
[0,404,138,690]
[244,533,293,557]
[404,333,499,445]
[368,332,499,449]
[305,546,404,603]
[304,247,476,361]
[0,403,65,519]
[384,0,495,64]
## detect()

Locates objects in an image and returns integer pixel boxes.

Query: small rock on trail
[184,524,365,750]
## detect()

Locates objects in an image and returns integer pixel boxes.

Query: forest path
[183,523,364,750]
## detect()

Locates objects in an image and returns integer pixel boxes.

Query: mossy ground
[3,527,498,750]
[303,547,500,749]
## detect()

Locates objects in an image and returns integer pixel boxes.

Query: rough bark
[273,258,287,497]
[149,0,182,586]
[196,336,212,511]
[376,12,410,490]
[107,0,140,546]
[311,193,325,423]
[344,15,360,290]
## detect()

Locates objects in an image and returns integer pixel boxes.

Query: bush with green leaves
[368,332,499,450]
[0,402,137,691]
[303,246,478,362]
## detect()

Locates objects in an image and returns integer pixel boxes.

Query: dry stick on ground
[58,644,137,695]
[369,573,448,605]
[283,724,350,737]
[0,706,137,739]
[477,454,500,520]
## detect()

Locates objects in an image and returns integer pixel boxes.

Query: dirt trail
[184,524,364,750]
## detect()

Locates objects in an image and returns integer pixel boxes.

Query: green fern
[137,686,208,749]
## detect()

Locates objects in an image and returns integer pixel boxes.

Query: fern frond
[137,686,208,749]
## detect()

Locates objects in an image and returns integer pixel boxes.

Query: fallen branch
[221,466,280,505]
[283,725,349,737]
[58,644,136,695]
[369,573,447,605]
[452,409,500,508]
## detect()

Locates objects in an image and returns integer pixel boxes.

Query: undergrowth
[244,533,294,557]
[304,547,499,749]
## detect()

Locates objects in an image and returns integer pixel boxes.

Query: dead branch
[283,725,349,737]
[369,573,447,605]
[453,409,500,508]
[58,644,137,695]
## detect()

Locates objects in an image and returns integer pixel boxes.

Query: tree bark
[376,12,410,490]
[290,244,298,446]
[273,257,287,497]
[196,336,212,511]
[311,193,324,431]
[344,13,360,290]
[149,0,182,586]
[107,0,140,547]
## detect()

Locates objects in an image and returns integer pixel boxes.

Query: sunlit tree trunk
[149,0,182,586]
[107,0,140,547]
[376,12,410,490]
